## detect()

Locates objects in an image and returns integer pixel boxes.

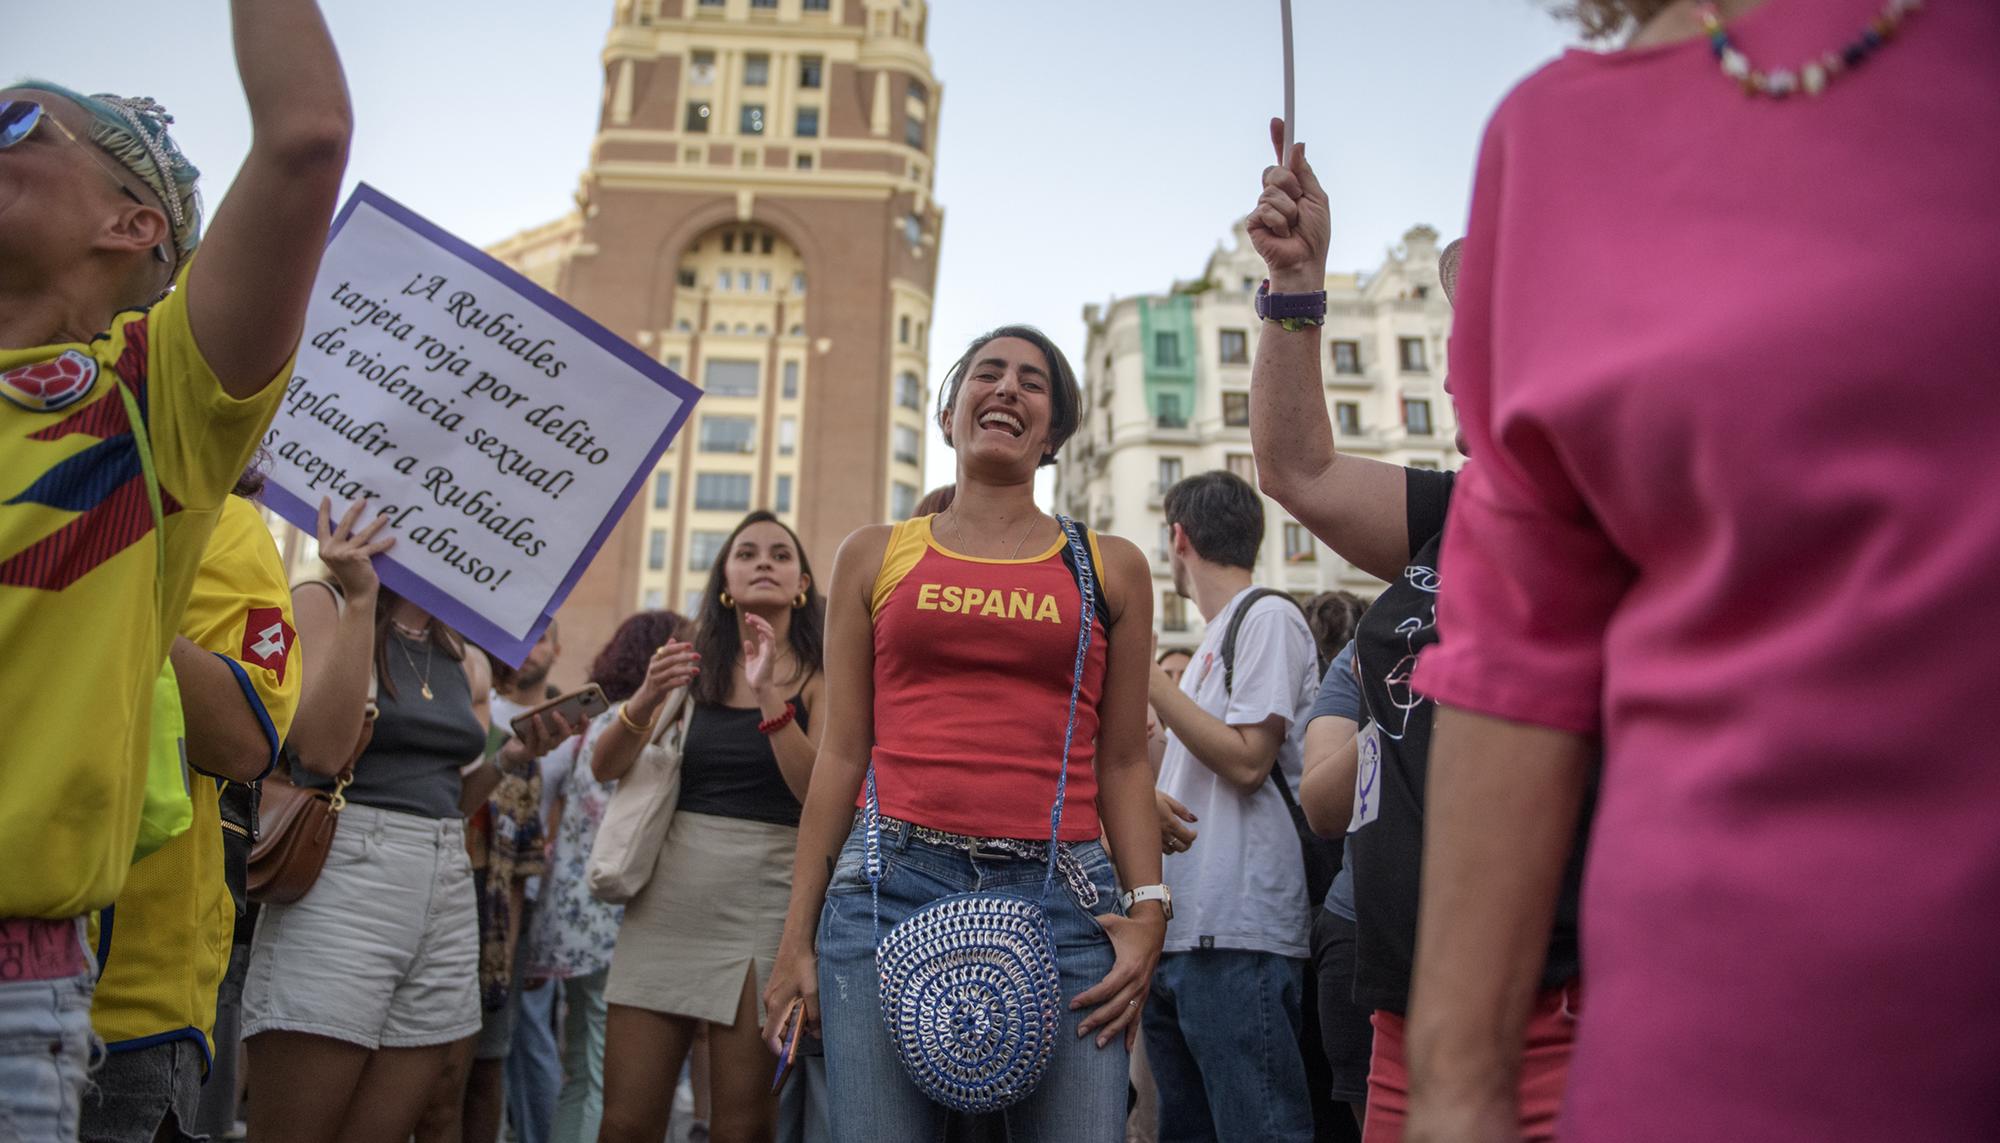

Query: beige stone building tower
[489,0,943,675]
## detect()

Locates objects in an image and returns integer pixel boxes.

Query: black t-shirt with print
[1348,467,1590,1014]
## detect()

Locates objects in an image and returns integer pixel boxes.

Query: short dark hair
[936,325,1082,468]
[1302,590,1367,664]
[1162,470,1264,570]
[589,610,691,703]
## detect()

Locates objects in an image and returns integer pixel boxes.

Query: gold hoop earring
[719,592,736,610]
[793,592,809,609]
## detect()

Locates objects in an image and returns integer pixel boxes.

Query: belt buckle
[970,836,1022,861]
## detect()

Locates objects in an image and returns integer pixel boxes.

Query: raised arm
[762,524,888,1042]
[286,500,390,778]
[185,0,352,397]
[589,639,699,783]
[1247,118,1411,582]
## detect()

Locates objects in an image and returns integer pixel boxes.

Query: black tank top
[676,697,810,828]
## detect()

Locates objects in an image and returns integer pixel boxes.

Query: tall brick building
[490,0,944,677]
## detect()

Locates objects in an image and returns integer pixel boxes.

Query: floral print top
[526,711,624,980]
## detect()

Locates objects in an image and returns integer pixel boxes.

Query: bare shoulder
[1091,533,1154,624]
[831,524,896,588]
[461,645,493,691]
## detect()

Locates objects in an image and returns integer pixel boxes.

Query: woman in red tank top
[762,326,1166,1139]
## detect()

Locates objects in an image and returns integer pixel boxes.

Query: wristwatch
[1255,279,1327,332]
[1121,884,1174,920]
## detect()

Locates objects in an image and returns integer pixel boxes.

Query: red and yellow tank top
[867,515,1109,841]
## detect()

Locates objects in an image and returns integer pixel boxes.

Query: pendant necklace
[396,630,436,701]
[945,509,1038,560]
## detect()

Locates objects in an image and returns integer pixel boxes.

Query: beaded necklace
[1697,0,1924,98]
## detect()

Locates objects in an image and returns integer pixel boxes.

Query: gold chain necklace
[394,631,436,701]
[944,508,1040,560]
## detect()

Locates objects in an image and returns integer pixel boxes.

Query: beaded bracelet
[758,703,797,736]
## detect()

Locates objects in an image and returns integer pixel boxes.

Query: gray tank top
[302,630,486,820]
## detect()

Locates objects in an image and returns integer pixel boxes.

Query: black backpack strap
[1220,588,1304,696]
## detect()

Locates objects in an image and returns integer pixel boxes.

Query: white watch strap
[1123,884,1169,909]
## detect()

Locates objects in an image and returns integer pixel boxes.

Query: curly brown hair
[1554,0,1677,40]
[588,610,691,703]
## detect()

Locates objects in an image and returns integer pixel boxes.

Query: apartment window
[704,359,759,397]
[893,425,921,466]
[677,266,697,289]
[694,472,752,511]
[697,0,722,6]
[751,0,778,7]
[908,80,929,104]
[794,107,820,138]
[896,371,923,411]
[743,54,770,86]
[1162,591,1188,632]
[803,0,829,10]
[905,112,926,150]
[1153,331,1182,369]
[738,271,751,291]
[1156,456,1183,493]
[1332,340,1361,375]
[698,415,756,453]
[652,470,672,510]
[684,590,705,615]
[795,153,814,171]
[1284,523,1316,563]
[643,588,665,610]
[1334,401,1362,436]
[1222,391,1251,427]
[760,233,773,254]
[891,482,919,521]
[1227,452,1256,483]
[722,233,735,253]
[688,530,727,571]
[1218,328,1249,365]
[1403,398,1434,436]
[799,56,824,88]
[740,105,765,135]
[715,269,731,291]
[1156,392,1186,429]
[1398,337,1428,373]
[647,528,667,571]
[775,474,794,513]
[792,272,806,294]
[899,315,911,345]
[778,415,797,456]
[782,361,800,399]
[685,101,712,133]
[757,271,772,293]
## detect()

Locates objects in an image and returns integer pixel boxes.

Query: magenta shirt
[1412,3,2000,1139]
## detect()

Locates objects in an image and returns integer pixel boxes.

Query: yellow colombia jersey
[88,496,300,1055]
[0,258,287,919]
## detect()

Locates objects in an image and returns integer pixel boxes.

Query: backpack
[1220,588,1343,909]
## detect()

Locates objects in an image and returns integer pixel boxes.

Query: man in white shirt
[1146,471,1320,1143]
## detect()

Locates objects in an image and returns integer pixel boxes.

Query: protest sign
[260,184,699,666]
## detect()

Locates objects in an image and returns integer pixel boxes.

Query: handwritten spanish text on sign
[259,185,700,665]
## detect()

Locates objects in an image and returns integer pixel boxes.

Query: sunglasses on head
[0,99,172,266]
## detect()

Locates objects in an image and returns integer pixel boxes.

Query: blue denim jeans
[0,919,96,1142]
[818,825,1129,1142]
[1143,949,1313,1143]
[506,969,562,1143]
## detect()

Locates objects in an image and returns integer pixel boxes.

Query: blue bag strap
[863,513,1100,938]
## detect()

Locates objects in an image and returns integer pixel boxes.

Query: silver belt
[861,812,1102,910]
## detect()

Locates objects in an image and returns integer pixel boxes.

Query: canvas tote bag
[587,687,693,904]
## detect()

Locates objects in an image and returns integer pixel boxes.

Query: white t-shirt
[1156,587,1319,958]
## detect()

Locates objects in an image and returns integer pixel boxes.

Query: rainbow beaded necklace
[1697,0,1924,98]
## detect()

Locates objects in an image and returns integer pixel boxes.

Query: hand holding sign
[315,496,396,601]
[1249,118,1332,293]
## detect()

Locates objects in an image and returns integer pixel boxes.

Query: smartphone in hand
[510,683,609,740]
[771,998,805,1093]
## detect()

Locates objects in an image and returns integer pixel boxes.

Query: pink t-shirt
[1412,3,2000,1139]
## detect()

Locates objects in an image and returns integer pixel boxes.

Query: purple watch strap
[1257,279,1328,321]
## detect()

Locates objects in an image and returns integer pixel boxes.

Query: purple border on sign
[262,182,701,667]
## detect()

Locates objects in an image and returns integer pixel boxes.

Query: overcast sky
[14,1,1579,494]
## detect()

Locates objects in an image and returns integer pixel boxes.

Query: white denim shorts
[242,803,479,1050]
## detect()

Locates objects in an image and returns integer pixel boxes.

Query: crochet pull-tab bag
[866,516,1097,1115]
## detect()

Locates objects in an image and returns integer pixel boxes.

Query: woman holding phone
[594,510,825,1143]
[760,326,1165,1140]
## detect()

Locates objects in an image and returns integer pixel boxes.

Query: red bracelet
[758,703,796,735]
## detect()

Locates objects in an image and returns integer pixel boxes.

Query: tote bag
[586,687,693,904]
